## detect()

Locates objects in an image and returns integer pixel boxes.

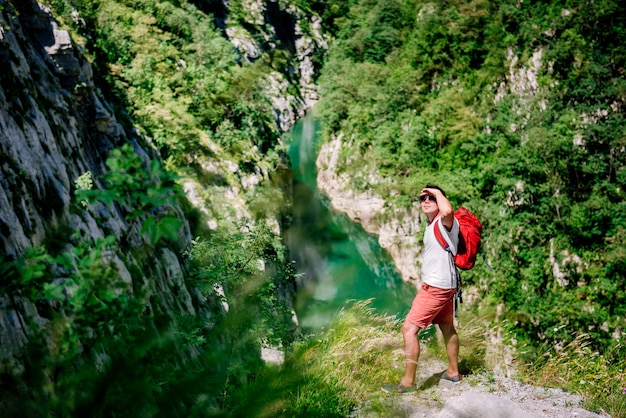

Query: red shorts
[405,283,456,328]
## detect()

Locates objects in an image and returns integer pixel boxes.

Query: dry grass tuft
[525,334,626,417]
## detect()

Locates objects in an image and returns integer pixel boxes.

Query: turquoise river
[285,112,415,331]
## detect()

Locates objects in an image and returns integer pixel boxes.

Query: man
[384,184,461,394]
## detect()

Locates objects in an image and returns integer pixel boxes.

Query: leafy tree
[315,0,626,361]
[76,143,184,245]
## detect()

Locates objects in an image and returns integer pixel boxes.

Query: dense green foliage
[2,0,302,415]
[1,143,296,416]
[48,0,286,165]
[5,0,626,415]
[312,0,626,412]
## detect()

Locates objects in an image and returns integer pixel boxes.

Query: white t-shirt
[421,215,460,289]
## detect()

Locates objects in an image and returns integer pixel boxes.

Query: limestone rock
[0,0,198,370]
[222,0,328,130]
[435,392,536,418]
[316,133,422,285]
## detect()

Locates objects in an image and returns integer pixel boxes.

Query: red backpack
[434,207,482,270]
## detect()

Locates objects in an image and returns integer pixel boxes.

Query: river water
[285,112,415,331]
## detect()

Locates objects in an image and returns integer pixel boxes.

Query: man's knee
[402,321,420,336]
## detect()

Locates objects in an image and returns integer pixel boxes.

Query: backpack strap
[433,219,462,318]
[433,219,450,252]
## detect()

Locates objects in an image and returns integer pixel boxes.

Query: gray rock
[436,391,537,418]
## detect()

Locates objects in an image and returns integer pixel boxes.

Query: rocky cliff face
[0,0,324,375]
[316,132,423,286]
[221,0,328,130]
[183,0,327,231]
[0,0,203,369]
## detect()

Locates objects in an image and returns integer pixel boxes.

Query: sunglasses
[420,195,437,203]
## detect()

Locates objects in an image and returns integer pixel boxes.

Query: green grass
[524,334,626,418]
[224,299,403,416]
[223,299,495,417]
[225,299,625,417]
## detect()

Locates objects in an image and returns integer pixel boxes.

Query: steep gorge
[0,0,326,410]
[0,0,203,365]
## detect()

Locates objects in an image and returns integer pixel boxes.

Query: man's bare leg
[439,323,460,379]
[400,321,421,387]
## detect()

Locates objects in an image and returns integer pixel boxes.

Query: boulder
[436,391,537,418]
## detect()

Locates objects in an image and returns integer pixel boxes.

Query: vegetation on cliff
[307,0,626,414]
[1,0,303,415]
[2,0,625,416]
